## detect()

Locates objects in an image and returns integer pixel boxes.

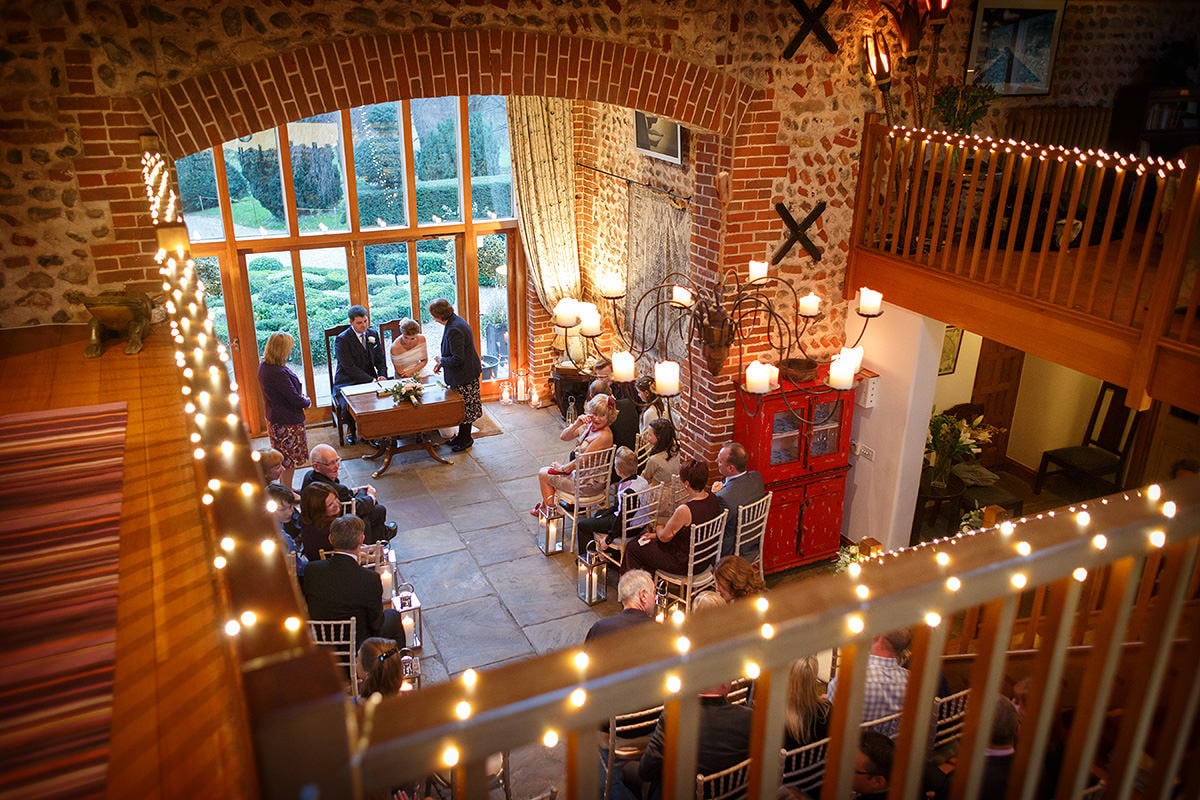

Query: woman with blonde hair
[257,331,310,489]
[389,318,428,378]
[533,393,619,516]
[784,655,831,749]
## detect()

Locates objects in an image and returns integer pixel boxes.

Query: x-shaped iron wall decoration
[771,201,827,264]
[783,0,838,58]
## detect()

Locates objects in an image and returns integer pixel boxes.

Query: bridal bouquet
[389,378,424,407]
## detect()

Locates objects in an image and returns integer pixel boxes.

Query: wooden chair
[378,318,402,358]
[635,431,652,473]
[324,323,350,446]
[779,736,829,795]
[600,704,664,800]
[725,676,753,706]
[317,541,387,569]
[695,757,751,800]
[306,618,358,695]
[601,482,661,569]
[554,446,615,553]
[654,510,728,612]
[730,492,772,578]
[932,688,970,751]
[1034,382,1140,495]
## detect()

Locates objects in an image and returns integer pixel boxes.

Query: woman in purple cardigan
[258,332,311,489]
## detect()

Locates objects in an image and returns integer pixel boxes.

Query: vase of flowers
[388,378,424,407]
[926,409,999,488]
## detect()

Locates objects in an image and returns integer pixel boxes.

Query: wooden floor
[0,325,258,798]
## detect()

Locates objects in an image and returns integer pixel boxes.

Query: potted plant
[932,83,997,135]
[925,409,1000,488]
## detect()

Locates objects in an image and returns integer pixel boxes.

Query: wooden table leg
[368,438,398,479]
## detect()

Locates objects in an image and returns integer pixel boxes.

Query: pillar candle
[553,297,580,327]
[829,357,855,390]
[839,345,864,374]
[799,292,821,317]
[858,287,883,316]
[745,361,771,394]
[612,351,635,382]
[599,272,626,299]
[670,286,693,308]
[767,363,780,388]
[578,303,602,336]
[748,260,769,283]
[655,361,681,396]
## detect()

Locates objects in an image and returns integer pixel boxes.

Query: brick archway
[142,29,760,158]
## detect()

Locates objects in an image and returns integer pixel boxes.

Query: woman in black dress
[625,458,722,575]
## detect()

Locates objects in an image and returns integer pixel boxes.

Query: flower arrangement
[959,501,984,534]
[388,378,424,407]
[926,409,1001,486]
[833,543,866,573]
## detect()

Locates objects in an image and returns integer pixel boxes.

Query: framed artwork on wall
[939,325,964,376]
[964,0,1066,96]
[634,111,683,164]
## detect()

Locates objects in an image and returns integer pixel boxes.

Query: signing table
[343,379,464,477]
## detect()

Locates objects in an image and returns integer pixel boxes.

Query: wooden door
[971,338,1025,467]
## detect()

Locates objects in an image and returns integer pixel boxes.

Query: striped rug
[0,403,127,799]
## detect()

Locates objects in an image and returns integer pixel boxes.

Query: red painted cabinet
[733,375,855,574]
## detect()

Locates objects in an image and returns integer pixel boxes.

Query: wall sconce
[865,32,895,126]
[871,0,953,129]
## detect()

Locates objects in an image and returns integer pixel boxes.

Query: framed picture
[965,0,1065,96]
[939,325,964,375]
[634,111,683,164]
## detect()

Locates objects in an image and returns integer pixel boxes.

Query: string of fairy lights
[144,141,1190,782]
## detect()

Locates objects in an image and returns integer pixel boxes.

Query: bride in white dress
[389,318,429,378]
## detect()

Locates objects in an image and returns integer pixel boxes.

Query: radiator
[1006,106,1113,150]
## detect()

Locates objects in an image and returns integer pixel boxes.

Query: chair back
[1085,382,1138,457]
[378,319,403,359]
[862,709,903,738]
[358,541,388,570]
[685,511,729,584]
[602,704,664,800]
[634,431,652,472]
[570,446,615,503]
[932,689,970,751]
[779,736,829,793]
[604,482,662,568]
[695,757,750,800]
[726,676,752,706]
[732,492,772,575]
[324,323,350,444]
[306,618,358,695]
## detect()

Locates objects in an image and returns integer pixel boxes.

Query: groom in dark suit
[713,442,766,559]
[333,304,389,444]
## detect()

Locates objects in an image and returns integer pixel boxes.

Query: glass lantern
[392,582,422,649]
[577,541,608,604]
[538,502,565,555]
[500,379,514,405]
[399,647,421,691]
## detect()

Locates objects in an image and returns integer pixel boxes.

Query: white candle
[745,360,771,394]
[655,360,681,396]
[839,345,864,374]
[578,303,602,336]
[401,614,415,633]
[748,259,769,283]
[858,287,883,316]
[530,384,541,407]
[767,363,780,388]
[671,285,693,308]
[612,351,635,383]
[799,292,821,317]
[516,374,527,402]
[501,384,512,403]
[599,272,626,299]
[829,357,855,390]
[381,568,393,598]
[553,297,580,327]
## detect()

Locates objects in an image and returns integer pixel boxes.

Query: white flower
[368,336,376,344]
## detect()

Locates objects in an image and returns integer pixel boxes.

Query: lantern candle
[798,292,821,317]
[599,272,626,299]
[858,287,883,316]
[380,568,393,599]
[839,345,864,375]
[829,357,855,390]
[670,286,693,308]
[530,383,541,407]
[612,351,636,382]
[578,303,602,337]
[553,297,580,327]
[655,361,681,397]
[744,360,772,394]
[748,260,769,283]
[501,383,512,404]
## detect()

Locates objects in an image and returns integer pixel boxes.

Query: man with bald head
[302,443,396,542]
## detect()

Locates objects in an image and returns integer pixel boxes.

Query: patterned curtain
[627,185,691,363]
[506,95,581,314]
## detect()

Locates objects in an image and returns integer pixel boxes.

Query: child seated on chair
[532,393,617,517]
[574,446,650,552]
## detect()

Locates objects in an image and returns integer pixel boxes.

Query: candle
[553,297,580,327]
[748,259,769,283]
[767,363,780,388]
[745,360,771,394]
[381,568,393,598]
[599,272,626,299]
[829,357,855,390]
[401,614,415,634]
[798,292,821,317]
[670,285,693,308]
[858,287,883,316]
[578,302,602,336]
[839,345,864,374]
[501,384,512,404]
[530,383,541,407]
[612,351,635,382]
[655,360,681,396]
[516,374,527,402]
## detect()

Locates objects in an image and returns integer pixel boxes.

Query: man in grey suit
[712,442,766,559]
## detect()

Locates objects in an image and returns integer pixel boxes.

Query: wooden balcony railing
[848,119,1200,412]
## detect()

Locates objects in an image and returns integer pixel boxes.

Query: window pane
[416,238,458,356]
[298,247,351,406]
[225,130,289,239]
[365,242,413,327]
[194,255,234,382]
[288,113,349,235]
[468,96,513,221]
[246,251,305,390]
[477,233,510,381]
[176,149,227,242]
[352,103,408,230]
[411,97,462,225]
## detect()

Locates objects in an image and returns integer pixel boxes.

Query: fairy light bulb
[935,552,950,566]
[461,669,478,688]
[1092,534,1108,550]
[284,616,301,631]
[455,701,471,720]
[847,614,865,634]
[573,651,589,669]
[240,610,256,627]
[760,623,775,639]
[1016,541,1032,556]
[848,562,862,578]
[1073,567,1088,582]
[1149,529,1166,548]
[670,609,685,625]
[666,674,682,693]
[755,597,769,612]
[220,536,235,552]
[1076,511,1091,526]
[675,636,691,654]
[542,730,559,748]
[1011,573,1028,589]
[925,611,942,628]
[569,688,586,708]
[213,555,227,569]
[999,521,1014,536]
[744,662,761,679]
[224,620,241,636]
[442,746,459,767]
[260,538,276,555]
[855,584,870,600]
[1162,501,1177,518]
[945,576,961,592]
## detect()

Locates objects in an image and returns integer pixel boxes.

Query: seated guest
[923,695,1019,800]
[259,447,285,486]
[713,555,767,602]
[625,458,723,576]
[641,418,681,488]
[303,443,397,542]
[691,590,726,613]
[333,304,389,445]
[589,377,638,456]
[585,569,655,643]
[711,442,767,559]
[575,446,650,553]
[853,732,895,800]
[360,643,415,697]
[634,375,665,430]
[826,627,912,737]
[355,636,395,697]
[533,393,618,516]
[296,481,341,562]
[267,482,308,578]
[302,514,404,648]
[389,317,429,378]
[784,655,831,750]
